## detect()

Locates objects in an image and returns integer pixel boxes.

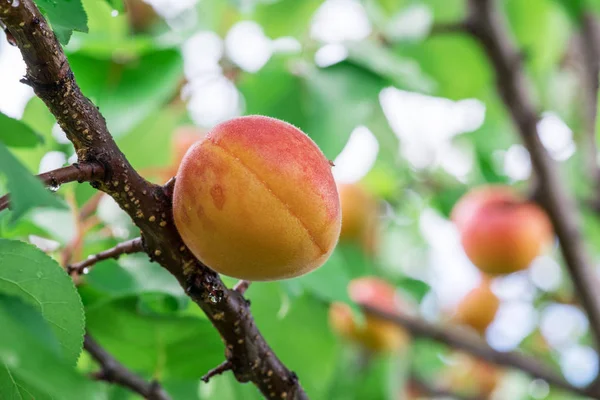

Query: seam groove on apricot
[206,138,326,255]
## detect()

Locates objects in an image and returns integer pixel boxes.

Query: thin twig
[79,192,105,220]
[233,280,250,295]
[363,306,600,399]
[429,21,472,35]
[84,334,171,400]
[0,162,105,212]
[463,0,600,358]
[201,360,233,383]
[67,237,143,275]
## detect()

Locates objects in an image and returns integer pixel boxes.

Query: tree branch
[581,13,600,181]
[364,306,600,399]
[84,334,171,400]
[579,12,600,200]
[67,237,143,275]
[0,2,306,398]
[464,0,600,357]
[409,374,484,400]
[0,162,104,212]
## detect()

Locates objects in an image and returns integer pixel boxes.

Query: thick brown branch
[67,237,143,275]
[464,0,600,356]
[364,306,600,399]
[0,162,104,212]
[0,2,307,398]
[84,334,171,400]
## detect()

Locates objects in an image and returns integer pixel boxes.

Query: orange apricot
[440,353,502,398]
[173,115,341,281]
[453,279,500,334]
[451,185,553,275]
[329,277,410,353]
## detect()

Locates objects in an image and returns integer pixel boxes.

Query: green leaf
[84,254,187,308]
[395,35,491,100]
[396,277,431,303]
[355,353,409,400]
[0,112,42,148]
[0,295,102,400]
[252,0,321,38]
[34,0,88,44]
[474,148,509,184]
[505,0,571,76]
[68,49,183,136]
[302,62,385,159]
[85,296,223,380]
[69,0,155,59]
[295,251,353,304]
[0,239,85,364]
[103,0,124,12]
[346,41,435,93]
[0,142,66,222]
[238,56,306,129]
[327,350,409,400]
[117,107,183,172]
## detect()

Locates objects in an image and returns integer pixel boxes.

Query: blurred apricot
[453,278,500,335]
[440,353,502,398]
[329,277,410,353]
[451,185,553,275]
[338,183,380,254]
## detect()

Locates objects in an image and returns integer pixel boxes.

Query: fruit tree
[2,0,600,399]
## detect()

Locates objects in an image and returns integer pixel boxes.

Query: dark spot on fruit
[211,185,225,210]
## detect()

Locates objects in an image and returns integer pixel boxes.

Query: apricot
[451,185,553,275]
[172,115,341,281]
[453,279,499,334]
[329,277,410,353]
[440,353,502,397]
[337,183,379,253]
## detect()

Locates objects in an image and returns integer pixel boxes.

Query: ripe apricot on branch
[453,279,499,334]
[172,115,341,281]
[329,277,410,353]
[451,185,553,275]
